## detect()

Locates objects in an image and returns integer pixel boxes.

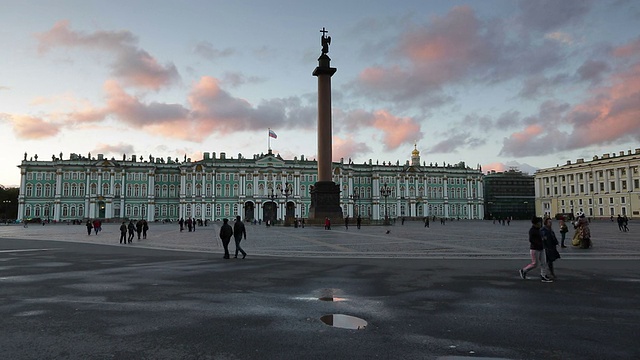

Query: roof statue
[320,27,331,54]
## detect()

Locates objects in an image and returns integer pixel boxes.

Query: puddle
[319,296,347,302]
[320,314,367,330]
[318,288,347,302]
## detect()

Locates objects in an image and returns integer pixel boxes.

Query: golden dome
[412,144,420,156]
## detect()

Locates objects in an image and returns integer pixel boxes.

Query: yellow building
[535,149,640,219]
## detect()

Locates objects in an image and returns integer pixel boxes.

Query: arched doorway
[98,201,106,218]
[244,201,255,221]
[263,201,277,225]
[285,201,295,225]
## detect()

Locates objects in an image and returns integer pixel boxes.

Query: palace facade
[16,146,485,223]
[534,149,640,219]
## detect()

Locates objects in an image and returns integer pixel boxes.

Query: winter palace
[16,146,485,223]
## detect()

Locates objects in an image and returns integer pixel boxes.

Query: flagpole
[268,128,271,151]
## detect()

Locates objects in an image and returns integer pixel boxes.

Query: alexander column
[309,27,343,222]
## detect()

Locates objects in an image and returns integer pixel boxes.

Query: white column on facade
[372,174,379,220]
[257,200,263,221]
[107,170,114,219]
[584,171,590,195]
[604,170,610,193]
[98,169,103,196]
[395,179,401,218]
[179,171,186,218]
[147,170,155,221]
[85,170,92,218]
[626,164,633,191]
[252,171,257,197]
[202,172,207,197]
[443,177,449,218]
[110,171,115,196]
[54,168,62,221]
[120,170,125,218]
[17,168,27,221]
[614,168,621,192]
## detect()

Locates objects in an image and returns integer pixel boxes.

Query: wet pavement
[1,220,639,359]
[1,219,639,259]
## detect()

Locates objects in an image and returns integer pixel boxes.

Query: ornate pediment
[96,159,118,168]
[403,165,421,173]
[255,154,285,168]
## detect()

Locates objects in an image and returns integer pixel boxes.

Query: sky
[1,0,640,187]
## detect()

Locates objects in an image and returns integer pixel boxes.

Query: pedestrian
[179,217,184,232]
[424,217,430,228]
[324,217,331,230]
[86,220,93,235]
[136,219,143,240]
[119,221,127,244]
[519,216,553,283]
[142,220,149,239]
[559,218,568,248]
[187,218,192,232]
[192,217,197,232]
[345,216,349,230]
[233,215,247,259]
[401,217,405,225]
[541,218,561,279]
[219,218,233,259]
[623,216,629,232]
[576,212,592,249]
[301,218,305,228]
[93,219,100,235]
[127,220,135,243]
[357,215,361,229]
[617,215,624,232]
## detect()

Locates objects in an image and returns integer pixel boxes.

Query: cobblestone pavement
[0,219,637,259]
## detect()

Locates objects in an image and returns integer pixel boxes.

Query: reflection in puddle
[319,296,347,302]
[320,314,367,330]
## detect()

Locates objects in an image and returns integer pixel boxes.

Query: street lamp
[267,186,277,226]
[380,184,392,225]
[282,182,293,226]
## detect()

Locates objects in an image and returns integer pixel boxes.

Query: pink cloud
[500,41,640,156]
[35,20,179,90]
[342,109,422,150]
[483,162,508,173]
[92,143,135,156]
[332,136,372,162]
[564,64,640,148]
[7,75,314,142]
[371,110,423,149]
[3,114,60,139]
[351,6,498,104]
[613,37,640,58]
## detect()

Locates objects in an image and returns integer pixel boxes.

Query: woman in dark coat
[541,218,561,278]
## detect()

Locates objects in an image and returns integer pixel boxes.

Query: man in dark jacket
[119,221,127,244]
[233,215,247,259]
[127,220,135,243]
[219,218,233,259]
[519,217,553,282]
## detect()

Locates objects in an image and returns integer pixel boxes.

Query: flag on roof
[269,129,278,139]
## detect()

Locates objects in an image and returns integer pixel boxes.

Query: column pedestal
[308,181,343,224]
